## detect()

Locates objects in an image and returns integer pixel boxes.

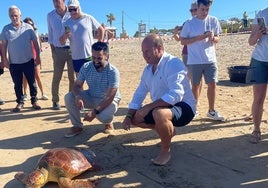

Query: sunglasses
[190,8,197,12]
[68,7,78,12]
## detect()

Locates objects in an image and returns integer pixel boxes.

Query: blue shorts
[247,58,268,84]
[188,63,218,85]
[143,102,195,127]
[73,57,92,73]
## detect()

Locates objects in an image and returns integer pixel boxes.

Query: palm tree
[106,13,115,27]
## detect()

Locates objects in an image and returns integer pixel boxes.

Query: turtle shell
[37,147,93,180]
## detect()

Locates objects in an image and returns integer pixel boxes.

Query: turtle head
[26,169,48,188]
[15,169,48,188]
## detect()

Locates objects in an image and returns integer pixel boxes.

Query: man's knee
[64,92,74,105]
[152,108,170,122]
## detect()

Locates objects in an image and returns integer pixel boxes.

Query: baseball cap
[68,0,80,7]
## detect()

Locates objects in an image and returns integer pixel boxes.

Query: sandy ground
[1,33,268,188]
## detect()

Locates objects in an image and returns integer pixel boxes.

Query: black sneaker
[52,102,61,110]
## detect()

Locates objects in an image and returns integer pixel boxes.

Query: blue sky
[0,0,267,37]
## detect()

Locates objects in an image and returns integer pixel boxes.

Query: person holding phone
[180,0,224,121]
[247,7,268,144]
[59,0,105,75]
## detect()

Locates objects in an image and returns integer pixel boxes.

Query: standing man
[47,0,75,110]
[180,0,224,121]
[1,5,41,112]
[60,0,105,75]
[64,42,120,137]
[122,34,196,166]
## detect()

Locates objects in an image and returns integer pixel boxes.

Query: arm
[32,39,41,66]
[59,30,70,45]
[72,79,85,110]
[180,32,213,46]
[96,88,117,112]
[83,87,118,122]
[173,26,181,42]
[248,24,265,46]
[97,25,105,42]
[107,29,115,39]
[1,40,9,69]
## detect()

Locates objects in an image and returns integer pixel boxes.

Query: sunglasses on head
[68,7,78,12]
[190,8,197,12]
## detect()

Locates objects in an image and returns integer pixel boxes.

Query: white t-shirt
[251,7,268,62]
[63,13,101,60]
[180,15,221,65]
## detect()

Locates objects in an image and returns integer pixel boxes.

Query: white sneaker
[207,110,225,121]
[41,94,49,100]
[22,94,28,101]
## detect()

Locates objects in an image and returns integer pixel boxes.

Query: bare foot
[151,150,171,166]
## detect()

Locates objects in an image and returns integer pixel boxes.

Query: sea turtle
[15,147,97,188]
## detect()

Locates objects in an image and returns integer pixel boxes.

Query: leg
[9,64,24,105]
[65,49,75,92]
[207,82,216,111]
[35,65,43,95]
[252,84,267,132]
[64,92,84,137]
[188,64,203,107]
[23,60,38,105]
[22,73,28,96]
[64,92,83,127]
[51,48,65,104]
[94,98,120,133]
[192,83,202,106]
[197,77,203,106]
[151,108,174,165]
[35,65,48,100]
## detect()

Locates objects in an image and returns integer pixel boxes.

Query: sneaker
[32,102,41,110]
[22,94,28,101]
[64,127,83,138]
[12,103,24,113]
[52,102,61,110]
[41,94,49,100]
[207,110,225,121]
[0,98,4,105]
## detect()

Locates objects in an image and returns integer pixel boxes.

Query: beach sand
[1,33,268,188]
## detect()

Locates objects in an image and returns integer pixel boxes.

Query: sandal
[244,114,253,121]
[104,123,114,134]
[12,103,24,113]
[249,131,261,144]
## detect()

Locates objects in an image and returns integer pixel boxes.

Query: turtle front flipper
[15,171,29,184]
[58,177,96,188]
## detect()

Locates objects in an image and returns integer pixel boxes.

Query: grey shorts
[247,58,268,84]
[188,63,218,85]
